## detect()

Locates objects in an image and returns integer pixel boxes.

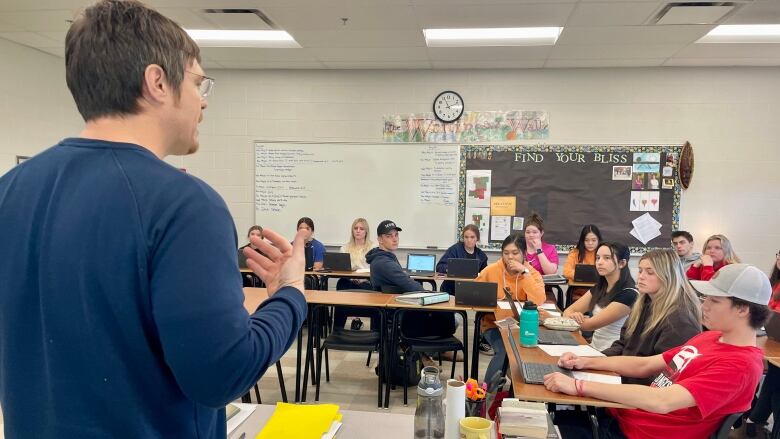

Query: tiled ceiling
[0,0,779,69]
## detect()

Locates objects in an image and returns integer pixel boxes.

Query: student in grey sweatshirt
[671,230,702,270]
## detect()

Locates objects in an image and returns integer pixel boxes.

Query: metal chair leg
[366,350,372,367]
[451,350,457,379]
[254,384,261,404]
[276,361,287,403]
[324,347,330,382]
[315,339,324,401]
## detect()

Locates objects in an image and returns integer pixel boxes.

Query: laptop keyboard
[537,330,578,345]
[522,362,572,384]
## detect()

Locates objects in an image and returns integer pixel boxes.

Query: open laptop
[404,253,436,276]
[508,333,574,385]
[322,252,353,272]
[454,281,497,307]
[766,312,780,341]
[501,288,578,345]
[574,264,599,283]
[447,258,480,278]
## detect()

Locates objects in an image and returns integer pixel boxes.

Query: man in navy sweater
[0,1,306,438]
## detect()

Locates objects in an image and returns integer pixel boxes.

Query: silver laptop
[404,253,436,276]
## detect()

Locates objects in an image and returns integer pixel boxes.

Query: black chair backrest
[710,413,743,439]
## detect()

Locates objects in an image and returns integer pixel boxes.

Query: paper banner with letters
[383,110,549,143]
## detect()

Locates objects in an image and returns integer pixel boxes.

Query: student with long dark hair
[563,242,638,351]
[563,225,602,282]
[476,233,545,381]
[602,249,701,384]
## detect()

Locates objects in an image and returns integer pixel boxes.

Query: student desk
[498,325,629,409]
[304,270,475,291]
[564,281,596,308]
[228,404,414,439]
[757,336,780,365]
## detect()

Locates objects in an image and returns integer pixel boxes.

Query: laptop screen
[407,254,435,271]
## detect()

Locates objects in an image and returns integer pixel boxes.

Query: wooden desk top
[757,336,780,359]
[568,281,596,288]
[383,295,472,312]
[304,289,392,307]
[243,287,269,313]
[305,270,371,278]
[499,325,629,409]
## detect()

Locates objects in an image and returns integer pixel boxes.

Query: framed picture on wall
[16,155,30,165]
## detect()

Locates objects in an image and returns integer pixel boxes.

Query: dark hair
[575,225,602,263]
[462,224,481,242]
[771,250,780,300]
[729,297,771,330]
[525,212,545,233]
[65,0,201,122]
[297,217,315,231]
[501,233,527,255]
[589,242,635,312]
[247,225,263,238]
[671,231,694,243]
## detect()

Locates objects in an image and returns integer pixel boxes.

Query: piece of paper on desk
[497,301,523,310]
[355,268,370,273]
[538,345,605,357]
[572,371,622,385]
[539,303,558,311]
[543,310,562,317]
[226,403,256,435]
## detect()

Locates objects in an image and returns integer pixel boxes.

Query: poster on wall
[465,170,491,208]
[383,110,549,143]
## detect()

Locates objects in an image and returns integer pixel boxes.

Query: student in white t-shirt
[563,242,638,350]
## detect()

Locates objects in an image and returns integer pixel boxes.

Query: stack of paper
[498,400,548,438]
[226,403,257,435]
[257,402,342,439]
[630,213,662,245]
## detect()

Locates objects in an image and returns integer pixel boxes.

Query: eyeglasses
[186,71,215,98]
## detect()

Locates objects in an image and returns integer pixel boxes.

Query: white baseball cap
[690,264,771,305]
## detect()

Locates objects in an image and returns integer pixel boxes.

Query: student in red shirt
[544,264,771,439]
[687,234,741,281]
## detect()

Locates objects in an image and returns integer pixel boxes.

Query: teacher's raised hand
[244,228,305,295]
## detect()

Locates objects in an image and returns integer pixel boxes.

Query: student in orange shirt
[476,233,545,381]
[563,225,602,302]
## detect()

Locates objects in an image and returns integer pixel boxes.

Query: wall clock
[433,90,464,123]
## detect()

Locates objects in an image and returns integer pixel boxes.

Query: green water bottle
[520,301,539,347]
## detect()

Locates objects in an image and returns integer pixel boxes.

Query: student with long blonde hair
[686,234,741,281]
[602,249,701,384]
[334,218,374,329]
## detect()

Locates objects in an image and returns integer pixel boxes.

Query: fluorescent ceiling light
[424,27,562,47]
[186,29,301,48]
[697,24,780,43]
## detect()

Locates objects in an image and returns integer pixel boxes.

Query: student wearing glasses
[601,249,701,385]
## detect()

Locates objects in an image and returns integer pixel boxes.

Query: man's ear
[140,64,168,104]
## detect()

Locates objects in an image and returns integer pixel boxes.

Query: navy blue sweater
[366,248,422,293]
[0,138,307,438]
[435,242,489,294]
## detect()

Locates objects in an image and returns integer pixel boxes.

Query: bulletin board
[459,144,682,252]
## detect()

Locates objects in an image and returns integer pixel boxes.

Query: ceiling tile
[217,60,326,69]
[156,8,219,29]
[544,58,665,67]
[549,43,684,59]
[724,0,780,25]
[557,25,711,45]
[322,60,433,69]
[262,4,419,31]
[291,30,425,48]
[199,47,319,62]
[673,43,780,59]
[0,32,62,48]
[427,46,553,61]
[565,2,662,26]
[664,57,780,67]
[431,59,546,68]
[414,3,575,28]
[0,10,75,32]
[309,47,429,62]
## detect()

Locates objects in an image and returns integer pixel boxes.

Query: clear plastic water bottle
[414,366,445,438]
[520,300,539,347]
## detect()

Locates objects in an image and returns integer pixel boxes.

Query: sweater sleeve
[686,264,701,280]
[436,244,458,274]
[653,313,701,355]
[698,265,716,281]
[520,267,547,306]
[149,182,307,407]
[385,261,424,292]
[563,250,577,282]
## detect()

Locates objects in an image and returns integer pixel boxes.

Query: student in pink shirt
[524,212,559,275]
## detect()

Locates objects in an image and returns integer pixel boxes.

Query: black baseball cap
[377,220,402,236]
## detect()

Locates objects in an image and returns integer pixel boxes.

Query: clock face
[433,91,464,123]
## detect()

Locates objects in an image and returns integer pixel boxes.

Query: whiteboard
[254,142,460,249]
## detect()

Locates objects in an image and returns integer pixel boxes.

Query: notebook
[404,253,436,275]
[447,258,480,278]
[573,264,599,283]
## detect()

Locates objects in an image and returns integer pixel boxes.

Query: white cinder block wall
[170,67,780,269]
[0,36,778,271]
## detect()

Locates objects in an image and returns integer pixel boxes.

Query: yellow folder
[257,402,342,439]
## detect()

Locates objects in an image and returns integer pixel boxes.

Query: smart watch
[536,248,543,255]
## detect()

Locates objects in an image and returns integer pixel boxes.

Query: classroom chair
[710,413,743,439]
[312,290,384,407]
[241,360,287,403]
